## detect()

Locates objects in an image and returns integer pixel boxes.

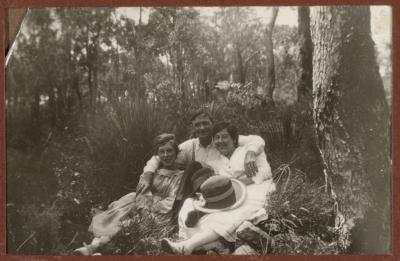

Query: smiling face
[213,128,236,158]
[192,114,213,140]
[157,142,177,168]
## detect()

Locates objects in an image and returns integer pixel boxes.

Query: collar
[196,138,213,149]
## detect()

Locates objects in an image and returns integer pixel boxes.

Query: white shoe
[73,246,93,256]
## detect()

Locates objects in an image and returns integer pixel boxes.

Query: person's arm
[251,152,272,184]
[143,156,160,173]
[177,139,196,165]
[137,156,160,194]
[238,135,266,177]
[137,139,195,193]
[237,175,255,185]
[141,137,195,174]
[238,135,265,155]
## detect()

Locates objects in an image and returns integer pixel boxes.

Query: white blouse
[206,146,272,184]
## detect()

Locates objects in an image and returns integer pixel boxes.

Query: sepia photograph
[5,5,393,256]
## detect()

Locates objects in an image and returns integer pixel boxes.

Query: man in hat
[136,109,265,195]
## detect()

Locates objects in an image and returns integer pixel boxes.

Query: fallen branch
[66,232,79,250]
[16,232,36,252]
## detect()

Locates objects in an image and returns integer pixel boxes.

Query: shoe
[73,244,98,256]
[185,210,204,227]
[161,238,185,254]
[73,246,92,256]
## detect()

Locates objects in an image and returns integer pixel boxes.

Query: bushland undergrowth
[7,99,338,255]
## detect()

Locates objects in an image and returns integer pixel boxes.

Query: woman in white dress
[161,122,275,254]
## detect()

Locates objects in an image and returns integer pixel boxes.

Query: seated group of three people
[74,110,276,255]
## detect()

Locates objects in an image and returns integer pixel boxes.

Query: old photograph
[5,5,392,255]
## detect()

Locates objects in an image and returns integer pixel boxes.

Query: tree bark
[264,7,279,106]
[48,80,56,127]
[31,80,40,126]
[72,73,83,111]
[135,7,145,98]
[177,43,185,100]
[310,6,391,253]
[297,6,313,105]
[87,64,93,109]
[236,46,246,85]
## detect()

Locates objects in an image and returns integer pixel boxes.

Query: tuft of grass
[260,165,339,254]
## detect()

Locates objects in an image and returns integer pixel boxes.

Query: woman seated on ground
[161,122,276,255]
[74,133,186,255]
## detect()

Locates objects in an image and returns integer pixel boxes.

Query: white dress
[178,147,276,242]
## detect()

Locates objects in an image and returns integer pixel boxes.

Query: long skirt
[88,163,204,239]
[89,192,172,238]
[178,179,276,242]
[89,192,139,238]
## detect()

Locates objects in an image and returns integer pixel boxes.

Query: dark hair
[212,122,238,147]
[153,133,179,156]
[190,109,213,123]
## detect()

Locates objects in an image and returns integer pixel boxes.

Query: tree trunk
[264,7,279,107]
[58,67,66,120]
[297,6,313,105]
[32,81,40,126]
[93,65,98,112]
[135,7,145,98]
[310,6,391,253]
[177,44,185,100]
[236,46,246,85]
[48,81,56,127]
[87,64,93,109]
[203,69,210,102]
[72,73,83,111]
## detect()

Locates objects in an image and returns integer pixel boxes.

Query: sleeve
[237,135,265,155]
[251,152,272,184]
[142,139,195,173]
[176,139,196,165]
[143,155,160,173]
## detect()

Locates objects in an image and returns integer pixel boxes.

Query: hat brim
[192,179,246,214]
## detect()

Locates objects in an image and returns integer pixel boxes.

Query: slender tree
[297,6,313,105]
[264,7,279,106]
[310,6,391,253]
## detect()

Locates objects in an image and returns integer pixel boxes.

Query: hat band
[204,186,234,203]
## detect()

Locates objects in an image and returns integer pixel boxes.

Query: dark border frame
[1,1,398,260]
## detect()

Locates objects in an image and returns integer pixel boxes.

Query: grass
[6,97,340,255]
[261,165,339,254]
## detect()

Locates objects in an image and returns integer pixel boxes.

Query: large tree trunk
[31,80,40,126]
[297,6,313,105]
[264,7,279,107]
[87,64,93,109]
[48,80,56,127]
[310,6,391,253]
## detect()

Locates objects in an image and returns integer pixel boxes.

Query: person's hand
[238,176,254,186]
[244,151,258,177]
[136,172,153,194]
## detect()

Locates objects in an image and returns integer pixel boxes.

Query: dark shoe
[185,210,204,227]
